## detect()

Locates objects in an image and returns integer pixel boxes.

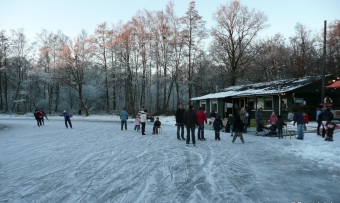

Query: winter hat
[64,110,66,113]
[217,115,221,118]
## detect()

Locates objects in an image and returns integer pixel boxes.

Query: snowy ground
[0,114,339,203]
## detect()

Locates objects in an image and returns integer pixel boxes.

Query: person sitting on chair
[152,117,161,134]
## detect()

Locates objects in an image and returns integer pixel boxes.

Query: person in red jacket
[196,107,207,140]
[303,112,309,130]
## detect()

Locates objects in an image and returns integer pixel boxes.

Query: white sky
[1,0,339,42]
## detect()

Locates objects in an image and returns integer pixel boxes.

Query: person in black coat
[213,115,223,140]
[176,103,186,140]
[152,117,161,134]
[34,110,43,127]
[321,108,334,138]
[184,105,198,146]
[232,116,244,143]
[227,114,235,137]
[293,109,305,140]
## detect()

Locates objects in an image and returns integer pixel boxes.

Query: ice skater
[184,105,198,146]
[62,110,73,129]
[276,115,286,139]
[120,108,129,130]
[213,115,223,140]
[134,114,141,132]
[34,110,43,127]
[232,115,244,143]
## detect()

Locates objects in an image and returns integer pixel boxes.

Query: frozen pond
[0,116,339,202]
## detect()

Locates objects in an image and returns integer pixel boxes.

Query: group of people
[175,103,246,146]
[120,107,161,135]
[33,109,48,127]
[33,110,73,129]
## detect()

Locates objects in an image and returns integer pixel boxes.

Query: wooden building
[191,75,340,121]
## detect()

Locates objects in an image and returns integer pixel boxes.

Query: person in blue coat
[120,108,129,130]
[62,110,73,129]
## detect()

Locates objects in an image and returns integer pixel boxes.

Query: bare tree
[180,1,206,103]
[285,23,317,77]
[211,0,268,85]
[59,30,92,116]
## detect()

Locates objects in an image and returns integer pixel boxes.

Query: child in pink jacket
[134,115,141,132]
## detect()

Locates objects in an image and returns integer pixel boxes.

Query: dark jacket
[184,109,198,128]
[276,118,286,129]
[213,118,223,131]
[293,111,305,125]
[322,108,334,122]
[34,111,41,120]
[228,116,234,125]
[246,105,252,115]
[176,108,185,123]
[210,112,216,118]
[154,120,161,127]
[63,112,72,120]
[255,109,262,121]
[256,122,266,132]
[233,118,244,132]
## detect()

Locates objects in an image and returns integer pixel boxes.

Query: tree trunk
[54,84,60,113]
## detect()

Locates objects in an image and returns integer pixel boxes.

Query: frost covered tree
[211,0,268,86]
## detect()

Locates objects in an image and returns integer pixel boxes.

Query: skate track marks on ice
[0,118,339,202]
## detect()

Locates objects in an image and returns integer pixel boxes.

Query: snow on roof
[191,76,322,100]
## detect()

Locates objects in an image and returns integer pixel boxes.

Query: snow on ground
[0,114,339,202]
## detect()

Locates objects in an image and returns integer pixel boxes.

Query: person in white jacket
[140,109,147,135]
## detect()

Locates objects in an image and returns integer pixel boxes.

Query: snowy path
[0,117,339,202]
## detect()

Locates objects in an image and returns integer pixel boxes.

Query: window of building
[211,100,218,113]
[264,97,273,110]
[200,100,206,112]
[247,98,255,109]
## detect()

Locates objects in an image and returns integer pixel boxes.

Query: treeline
[0,1,339,116]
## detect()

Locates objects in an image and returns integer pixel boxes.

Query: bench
[286,130,296,139]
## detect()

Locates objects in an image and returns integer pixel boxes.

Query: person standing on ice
[140,108,147,135]
[232,115,245,143]
[196,107,207,140]
[292,109,305,140]
[184,105,198,146]
[120,108,129,130]
[34,109,43,127]
[175,103,186,140]
[62,110,73,129]
[213,115,223,140]
[40,109,48,125]
[210,109,216,126]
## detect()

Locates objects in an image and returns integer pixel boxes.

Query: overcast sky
[1,0,339,42]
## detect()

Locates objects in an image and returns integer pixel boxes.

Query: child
[152,117,161,134]
[227,114,234,137]
[213,115,223,140]
[276,115,287,139]
[232,115,244,143]
[134,115,141,132]
[303,112,309,130]
[269,111,278,124]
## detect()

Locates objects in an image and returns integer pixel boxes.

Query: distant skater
[34,110,43,127]
[63,110,73,129]
[120,108,129,130]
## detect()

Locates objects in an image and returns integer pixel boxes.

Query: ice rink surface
[0,115,339,203]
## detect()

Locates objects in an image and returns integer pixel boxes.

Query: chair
[157,127,162,134]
